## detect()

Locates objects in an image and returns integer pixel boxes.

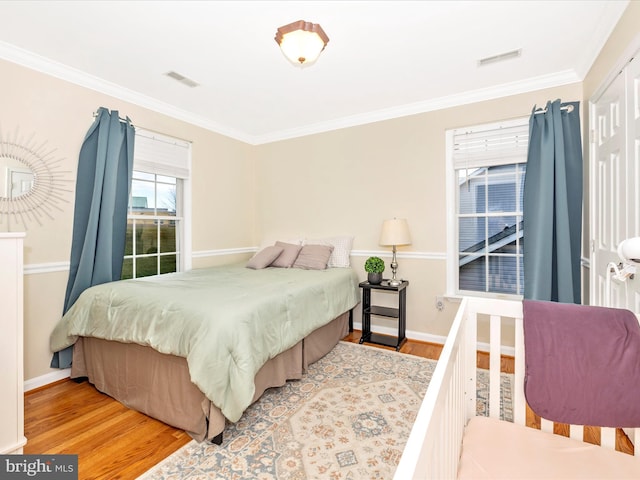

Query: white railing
[395,297,637,480]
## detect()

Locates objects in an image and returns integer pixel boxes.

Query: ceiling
[0,1,629,145]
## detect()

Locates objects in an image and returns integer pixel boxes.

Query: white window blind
[452,117,529,170]
[134,129,191,179]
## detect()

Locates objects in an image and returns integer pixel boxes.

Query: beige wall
[0,59,255,381]
[255,83,582,339]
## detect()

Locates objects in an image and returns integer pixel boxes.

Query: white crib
[395,297,640,479]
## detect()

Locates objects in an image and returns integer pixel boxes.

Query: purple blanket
[523,299,640,427]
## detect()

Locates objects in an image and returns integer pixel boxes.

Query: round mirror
[0,155,35,199]
[0,130,70,229]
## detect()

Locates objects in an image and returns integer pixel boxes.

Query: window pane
[136,220,158,256]
[459,171,486,214]
[488,255,517,294]
[459,217,486,252]
[459,257,486,292]
[160,254,177,275]
[159,220,177,253]
[124,220,134,255]
[517,165,526,211]
[136,256,159,278]
[487,215,516,246]
[157,182,177,216]
[131,178,155,212]
[121,258,133,280]
[486,171,516,213]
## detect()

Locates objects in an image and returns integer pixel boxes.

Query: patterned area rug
[139,341,512,480]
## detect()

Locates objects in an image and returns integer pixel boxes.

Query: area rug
[139,341,512,480]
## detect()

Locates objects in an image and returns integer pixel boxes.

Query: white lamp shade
[618,237,640,265]
[379,218,411,246]
[280,30,325,64]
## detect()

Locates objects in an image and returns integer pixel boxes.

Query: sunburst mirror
[0,127,71,230]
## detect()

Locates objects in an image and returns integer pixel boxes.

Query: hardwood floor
[24,379,192,479]
[24,332,441,479]
[24,331,632,479]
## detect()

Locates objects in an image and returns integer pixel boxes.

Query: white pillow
[305,235,354,268]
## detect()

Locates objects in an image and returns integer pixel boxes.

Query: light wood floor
[24,331,632,479]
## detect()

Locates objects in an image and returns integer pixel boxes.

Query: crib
[395,297,640,479]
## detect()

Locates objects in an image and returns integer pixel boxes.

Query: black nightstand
[359,280,408,351]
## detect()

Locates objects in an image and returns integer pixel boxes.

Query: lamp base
[389,278,402,287]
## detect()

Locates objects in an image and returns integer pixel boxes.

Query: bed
[395,297,640,479]
[50,261,360,443]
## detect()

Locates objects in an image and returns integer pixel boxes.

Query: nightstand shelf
[359,280,408,351]
[366,305,399,318]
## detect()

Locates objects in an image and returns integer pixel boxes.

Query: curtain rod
[533,104,574,115]
[92,110,134,126]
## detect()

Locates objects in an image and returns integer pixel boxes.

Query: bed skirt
[70,311,350,442]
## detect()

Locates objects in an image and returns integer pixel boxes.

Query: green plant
[364,256,385,274]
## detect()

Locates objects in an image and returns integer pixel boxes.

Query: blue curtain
[51,108,134,368]
[523,99,582,303]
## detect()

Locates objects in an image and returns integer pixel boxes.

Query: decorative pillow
[305,236,354,268]
[271,241,303,268]
[246,246,284,270]
[293,244,334,270]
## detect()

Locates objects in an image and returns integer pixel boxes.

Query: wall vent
[165,71,199,88]
[478,49,522,67]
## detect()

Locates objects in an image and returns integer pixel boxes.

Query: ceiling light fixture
[275,20,329,66]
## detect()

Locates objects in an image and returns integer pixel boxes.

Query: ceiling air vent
[165,71,199,88]
[478,49,522,67]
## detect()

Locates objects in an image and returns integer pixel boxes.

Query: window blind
[452,117,529,170]
[134,129,191,179]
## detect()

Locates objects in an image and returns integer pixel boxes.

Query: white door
[590,55,640,310]
[626,54,640,312]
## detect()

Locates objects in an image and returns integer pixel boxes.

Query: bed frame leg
[349,309,353,332]
[210,432,223,445]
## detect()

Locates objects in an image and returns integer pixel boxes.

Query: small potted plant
[364,256,385,285]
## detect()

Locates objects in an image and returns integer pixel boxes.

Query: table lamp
[379,218,411,286]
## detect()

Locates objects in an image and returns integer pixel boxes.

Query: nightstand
[358,280,408,351]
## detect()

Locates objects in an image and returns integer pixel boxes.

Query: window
[122,130,191,279]
[446,118,528,297]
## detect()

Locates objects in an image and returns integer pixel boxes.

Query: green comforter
[50,263,360,422]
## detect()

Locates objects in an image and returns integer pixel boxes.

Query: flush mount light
[275,20,329,66]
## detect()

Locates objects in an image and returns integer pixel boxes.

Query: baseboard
[352,322,516,357]
[25,369,71,392]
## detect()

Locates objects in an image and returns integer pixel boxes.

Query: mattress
[458,416,640,479]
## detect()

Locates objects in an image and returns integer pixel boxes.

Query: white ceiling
[0,0,629,144]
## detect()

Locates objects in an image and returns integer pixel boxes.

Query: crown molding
[251,70,581,145]
[0,40,579,146]
[0,41,254,144]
